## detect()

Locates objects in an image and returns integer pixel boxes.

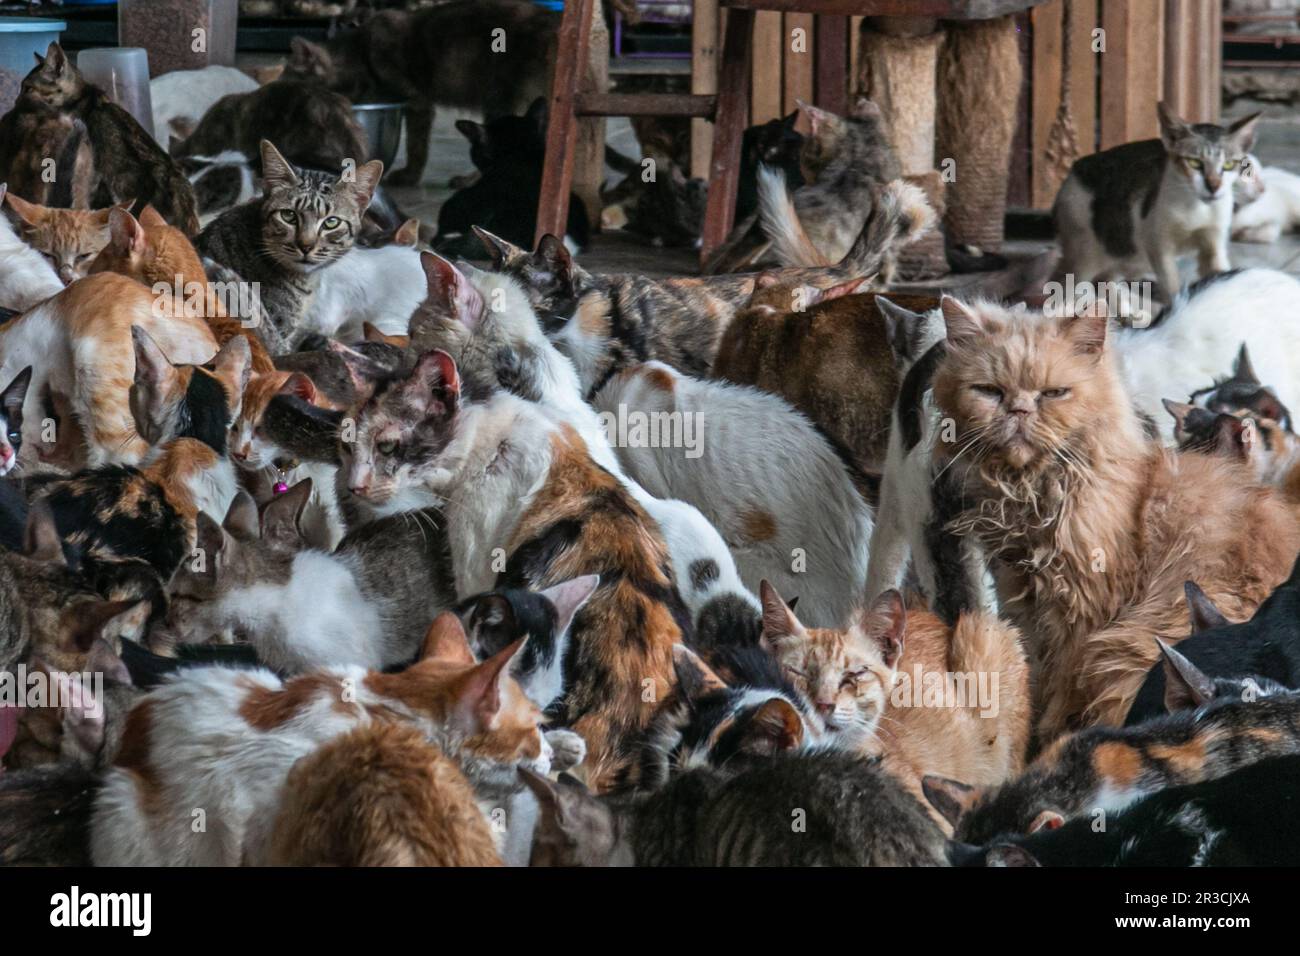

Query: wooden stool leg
[815,15,849,116]
[537,0,596,248]
[700,8,754,265]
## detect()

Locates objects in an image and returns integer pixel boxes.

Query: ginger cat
[3,192,131,285]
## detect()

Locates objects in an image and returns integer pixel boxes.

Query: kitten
[1126,564,1300,725]
[156,482,453,672]
[3,192,128,285]
[435,97,590,257]
[250,721,503,866]
[129,327,251,453]
[0,184,62,311]
[91,614,554,866]
[931,296,1300,739]
[284,0,557,186]
[950,754,1300,867]
[1231,154,1300,243]
[341,350,690,790]
[196,141,383,352]
[525,747,948,867]
[593,362,871,628]
[1054,101,1259,307]
[925,676,1300,846]
[6,44,200,235]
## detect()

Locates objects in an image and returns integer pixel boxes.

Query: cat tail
[756,164,830,267]
[837,179,936,276]
[0,763,98,865]
[49,118,94,208]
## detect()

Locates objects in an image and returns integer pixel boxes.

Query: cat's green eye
[1041,387,1071,400]
[1223,160,1239,171]
[377,439,398,455]
[322,216,342,229]
[278,210,298,224]
[1186,158,1203,170]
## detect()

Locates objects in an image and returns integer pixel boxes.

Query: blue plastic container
[0,18,67,114]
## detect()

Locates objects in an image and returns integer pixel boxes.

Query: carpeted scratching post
[935,14,1021,252]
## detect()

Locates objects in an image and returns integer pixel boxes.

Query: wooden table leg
[536,0,595,247]
[815,14,849,116]
[700,7,755,264]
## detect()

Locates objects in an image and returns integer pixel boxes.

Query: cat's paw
[545,729,587,772]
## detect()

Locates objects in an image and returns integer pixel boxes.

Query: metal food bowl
[352,102,405,171]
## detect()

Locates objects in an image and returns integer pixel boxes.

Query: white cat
[0,184,62,312]
[1231,154,1300,244]
[306,241,428,342]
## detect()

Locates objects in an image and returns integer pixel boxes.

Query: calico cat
[249,721,503,866]
[524,747,948,867]
[1166,402,1300,497]
[0,184,62,310]
[931,295,1300,738]
[1187,342,1292,429]
[1055,102,1259,308]
[3,44,200,235]
[91,615,555,866]
[3,192,130,285]
[197,141,383,352]
[169,78,369,173]
[129,327,251,453]
[708,97,905,275]
[341,349,690,790]
[435,98,589,257]
[950,754,1300,867]
[924,679,1300,846]
[594,361,873,627]
[0,366,32,477]
[1126,562,1300,725]
[156,482,454,672]
[284,0,557,186]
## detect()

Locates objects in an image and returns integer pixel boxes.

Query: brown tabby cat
[3,193,131,285]
[253,721,503,866]
[931,297,1300,740]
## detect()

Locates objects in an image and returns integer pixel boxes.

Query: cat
[930,295,1300,739]
[169,78,368,173]
[196,140,383,353]
[248,721,504,866]
[482,177,932,397]
[735,111,805,225]
[149,65,259,147]
[283,0,557,185]
[711,285,941,473]
[90,614,555,866]
[0,367,32,478]
[601,151,706,249]
[594,361,873,627]
[129,327,251,454]
[924,676,1300,846]
[435,97,590,257]
[1166,402,1300,497]
[3,192,130,285]
[709,97,906,276]
[306,239,427,342]
[950,754,1300,867]
[1187,343,1291,430]
[155,481,454,672]
[340,349,689,791]
[2,44,200,235]
[1126,562,1300,725]
[178,150,260,228]
[524,747,948,867]
[1054,101,1259,308]
[1231,153,1300,243]
[0,184,63,311]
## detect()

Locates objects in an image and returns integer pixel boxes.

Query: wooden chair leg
[815,15,849,116]
[537,0,596,247]
[700,8,755,264]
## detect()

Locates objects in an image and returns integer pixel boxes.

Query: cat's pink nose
[350,482,370,497]
[815,702,835,716]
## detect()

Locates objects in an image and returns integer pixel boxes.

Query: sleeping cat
[524,747,948,866]
[1054,102,1259,308]
[91,615,556,866]
[197,140,383,352]
[0,185,62,311]
[930,295,1300,738]
[3,192,130,285]
[156,482,454,672]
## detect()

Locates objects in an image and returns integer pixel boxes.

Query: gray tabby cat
[1055,102,1260,314]
[196,140,383,352]
[523,750,948,867]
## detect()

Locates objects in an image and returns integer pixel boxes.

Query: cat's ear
[393,218,421,248]
[473,226,526,270]
[71,598,149,653]
[1156,101,1192,149]
[738,697,805,756]
[985,844,1043,867]
[195,511,231,571]
[43,43,69,76]
[53,667,105,759]
[1161,398,1195,435]
[758,579,800,648]
[876,297,926,365]
[820,276,872,301]
[408,349,461,419]
[671,643,728,703]
[288,36,328,70]
[457,637,526,730]
[540,575,600,637]
[349,160,385,210]
[420,251,485,329]
[260,479,312,549]
[533,233,575,289]
[277,371,318,405]
[211,335,253,404]
[1251,389,1290,429]
[1234,343,1260,386]
[1228,111,1262,155]
[517,766,563,817]
[1065,312,1108,357]
[848,94,883,123]
[3,190,43,226]
[1,366,32,424]
[797,99,841,139]
[939,296,989,345]
[222,489,260,541]
[1156,637,1217,713]
[857,589,906,670]
[1212,413,1252,461]
[23,498,65,566]
[921,775,979,829]
[129,326,179,446]
[1028,809,1065,833]
[455,119,486,148]
[420,611,478,666]
[781,110,799,131]
[259,140,300,189]
[108,207,148,259]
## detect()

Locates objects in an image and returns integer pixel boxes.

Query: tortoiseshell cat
[3,193,130,285]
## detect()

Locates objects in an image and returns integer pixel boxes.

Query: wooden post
[783,12,815,114]
[536,0,595,245]
[692,0,721,179]
[752,11,785,124]
[573,2,609,230]
[1030,0,1098,207]
[701,7,756,259]
[1164,0,1221,123]
[815,15,849,115]
[1100,0,1165,150]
